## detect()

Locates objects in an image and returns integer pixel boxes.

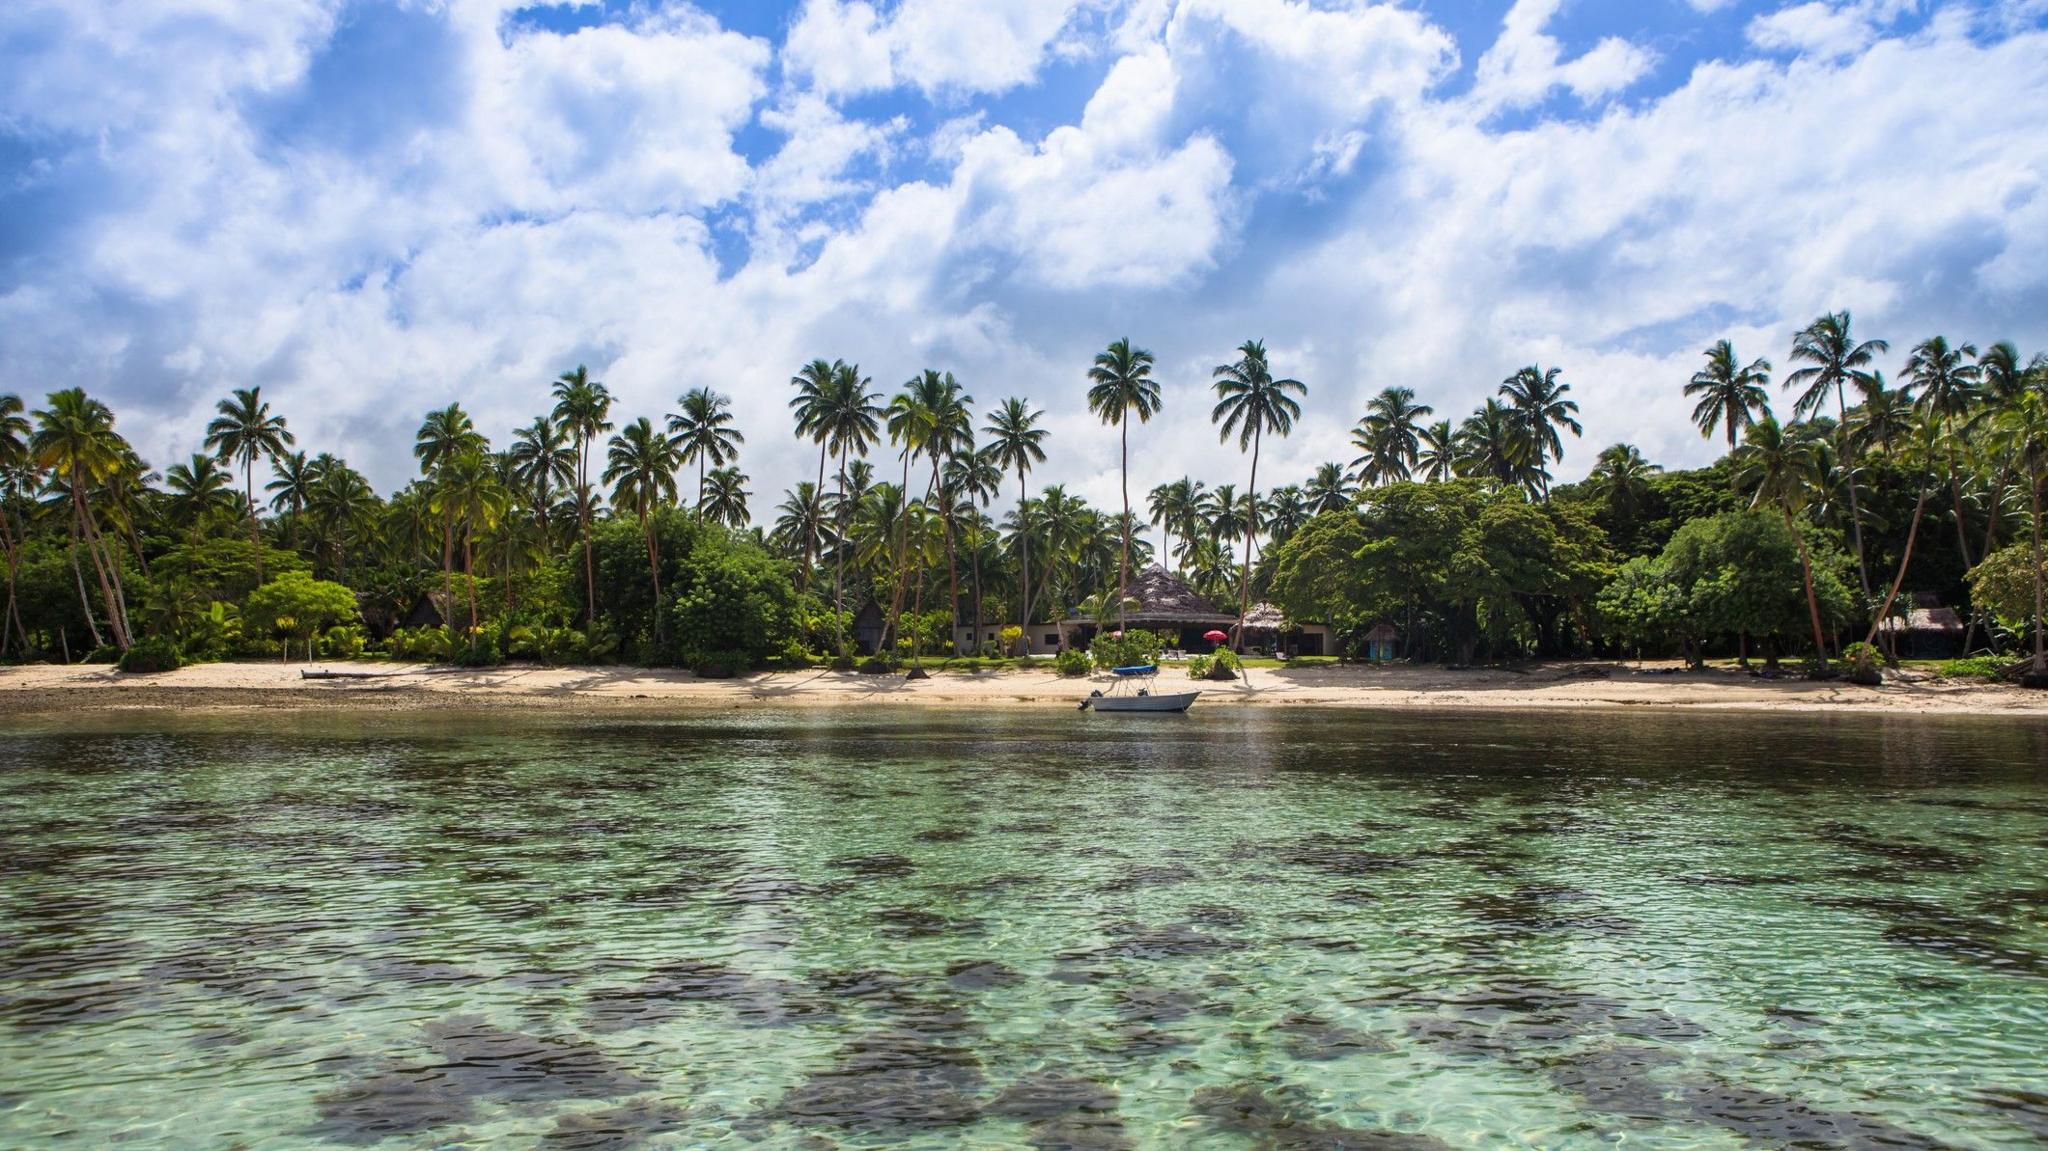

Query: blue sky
[3,0,2046,521]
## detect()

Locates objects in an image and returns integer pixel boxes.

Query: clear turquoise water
[2,707,2046,1150]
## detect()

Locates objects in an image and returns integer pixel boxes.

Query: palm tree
[0,394,31,656]
[1086,337,1162,634]
[432,446,508,650]
[1847,372,1916,457]
[265,450,316,550]
[904,372,975,655]
[1456,400,1539,494]
[1212,339,1306,645]
[1304,463,1355,514]
[604,417,682,620]
[1350,387,1433,485]
[788,358,843,593]
[946,448,1003,644]
[1146,477,1203,571]
[551,365,613,624]
[509,414,576,550]
[204,386,294,582]
[164,454,235,539]
[1584,443,1661,523]
[1906,334,1985,581]
[1265,485,1309,545]
[773,482,828,567]
[668,387,744,518]
[1731,416,1831,669]
[1786,312,1888,597]
[415,403,485,632]
[1499,366,1580,494]
[1970,342,2047,560]
[309,457,377,583]
[1685,340,1773,450]
[703,466,750,529]
[29,389,134,650]
[983,397,1047,649]
[821,364,881,651]
[1864,409,1944,651]
[1416,419,1458,483]
[1996,390,2048,676]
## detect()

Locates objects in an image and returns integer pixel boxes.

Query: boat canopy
[1111,664,1158,677]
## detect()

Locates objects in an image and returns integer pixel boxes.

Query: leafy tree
[243,572,360,660]
[669,531,798,671]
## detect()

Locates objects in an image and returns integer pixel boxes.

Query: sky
[3,0,2047,525]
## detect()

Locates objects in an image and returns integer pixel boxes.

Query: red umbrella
[1203,630,1228,643]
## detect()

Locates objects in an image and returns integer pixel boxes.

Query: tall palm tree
[788,358,843,593]
[604,417,682,620]
[1864,409,1944,652]
[820,363,881,650]
[1685,340,1773,450]
[1086,337,1163,634]
[773,483,828,566]
[1265,485,1309,545]
[1731,416,1831,669]
[550,365,613,625]
[1415,419,1458,483]
[1212,339,1306,644]
[29,389,133,650]
[204,386,294,582]
[1455,400,1539,494]
[887,372,973,655]
[984,397,1048,647]
[1970,343,2048,560]
[509,414,576,550]
[1786,312,1888,597]
[1304,463,1355,515]
[309,457,377,583]
[1906,334,1984,579]
[946,448,1003,642]
[703,466,750,529]
[1583,443,1661,521]
[0,394,31,655]
[668,387,744,518]
[1499,366,1580,495]
[432,446,508,650]
[1350,387,1433,485]
[415,403,485,632]
[1146,477,1204,571]
[265,449,316,550]
[1847,372,1915,457]
[164,454,234,539]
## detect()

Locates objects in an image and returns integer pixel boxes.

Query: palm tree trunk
[1785,504,1829,669]
[801,442,826,594]
[2031,468,2044,674]
[1865,487,1929,649]
[1836,388,1871,600]
[834,448,850,655]
[579,439,597,627]
[1,508,27,657]
[1016,469,1032,653]
[969,525,984,654]
[643,510,663,640]
[247,456,264,585]
[442,508,456,639]
[1118,422,1130,635]
[464,537,480,655]
[1234,425,1261,650]
[73,477,127,649]
[937,465,960,657]
[68,520,103,651]
[885,450,912,653]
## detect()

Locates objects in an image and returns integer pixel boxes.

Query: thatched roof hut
[1117,566,1237,629]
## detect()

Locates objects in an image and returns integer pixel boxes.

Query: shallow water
[2,707,2047,1150]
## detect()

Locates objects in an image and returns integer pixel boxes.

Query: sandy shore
[3,659,2045,718]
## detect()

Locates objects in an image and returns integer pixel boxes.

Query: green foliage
[505,622,589,665]
[387,626,453,662]
[321,625,366,658]
[1089,628,1166,670]
[857,653,898,674]
[116,635,183,674]
[830,654,857,671]
[1600,510,1853,661]
[669,531,797,671]
[1966,544,2047,632]
[1053,647,1091,677]
[244,572,359,639]
[151,538,307,605]
[1939,656,2010,682]
[1187,649,1241,680]
[1841,641,1883,684]
[1267,512,1367,630]
[450,632,502,667]
[998,624,1023,654]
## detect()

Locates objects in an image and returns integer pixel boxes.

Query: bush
[857,654,898,674]
[84,644,120,664]
[1841,641,1883,686]
[1189,649,1242,680]
[830,654,857,671]
[776,638,815,670]
[321,625,366,659]
[1054,648,1091,677]
[450,633,503,667]
[117,636,183,674]
[999,625,1023,654]
[1939,656,2010,682]
[1090,629,1166,671]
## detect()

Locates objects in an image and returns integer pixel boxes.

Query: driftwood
[299,668,398,680]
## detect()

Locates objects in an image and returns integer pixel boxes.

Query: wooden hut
[1076,565,1238,652]
[1363,622,1399,663]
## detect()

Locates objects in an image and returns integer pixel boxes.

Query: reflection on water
[2,707,2046,1149]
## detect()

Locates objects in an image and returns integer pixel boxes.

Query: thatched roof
[1118,565,1237,625]
[1878,606,1963,634]
[1363,623,1399,642]
[1242,602,1287,631]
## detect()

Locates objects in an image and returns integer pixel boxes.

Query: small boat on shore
[1079,665,1200,713]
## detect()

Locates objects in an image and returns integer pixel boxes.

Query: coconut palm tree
[309,457,377,583]
[1786,312,1888,597]
[1685,340,1773,450]
[1583,443,1661,524]
[1086,337,1162,633]
[1350,387,1433,486]
[204,386,294,582]
[1902,334,1987,599]
[1996,390,2048,676]
[1212,338,1306,645]
[820,364,881,648]
[1456,400,1540,494]
[773,482,828,565]
[1847,372,1916,457]
[788,358,843,593]
[1416,419,1458,483]
[668,387,744,519]
[1265,485,1310,545]
[550,366,613,624]
[432,446,508,650]
[29,388,134,650]
[1731,416,1831,669]
[1146,477,1203,571]
[1304,463,1355,515]
[946,448,1003,641]
[509,414,576,550]
[1864,409,1944,651]
[603,417,682,619]
[703,466,750,529]
[164,454,235,539]
[982,397,1048,648]
[1499,366,1580,494]
[0,394,31,656]
[265,450,317,550]
[415,403,485,632]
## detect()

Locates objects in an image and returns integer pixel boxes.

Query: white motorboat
[1079,664,1200,713]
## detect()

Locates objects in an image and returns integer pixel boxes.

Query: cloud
[784,0,1086,99]
[1470,0,1656,111]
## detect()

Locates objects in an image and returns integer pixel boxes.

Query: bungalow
[952,620,1066,655]
[1876,592,1966,659]
[1068,565,1238,652]
[1362,623,1399,663]
[1241,602,1339,657]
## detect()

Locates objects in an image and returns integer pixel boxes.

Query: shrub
[830,654,857,671]
[1841,642,1883,685]
[999,625,1023,654]
[1190,649,1242,680]
[1053,648,1091,677]
[690,649,750,678]
[117,636,183,674]
[1939,656,2010,682]
[321,625,366,659]
[1090,629,1166,671]
[83,644,120,664]
[777,638,815,670]
[450,633,503,668]
[857,654,898,674]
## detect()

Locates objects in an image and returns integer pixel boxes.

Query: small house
[1241,602,1337,657]
[1363,623,1399,663]
[1876,593,1965,659]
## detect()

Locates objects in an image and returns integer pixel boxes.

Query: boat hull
[1088,691,1200,713]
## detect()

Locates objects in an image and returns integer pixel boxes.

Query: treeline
[0,314,2043,678]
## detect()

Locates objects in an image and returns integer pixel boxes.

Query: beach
[4,659,2044,718]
